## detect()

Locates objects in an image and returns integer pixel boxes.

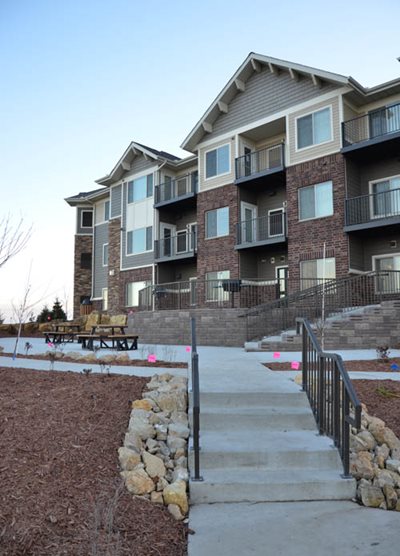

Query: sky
[1,0,400,321]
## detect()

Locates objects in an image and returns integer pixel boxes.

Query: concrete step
[198,391,309,409]
[197,406,316,431]
[190,467,356,504]
[189,429,341,470]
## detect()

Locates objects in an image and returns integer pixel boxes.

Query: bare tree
[0,215,32,269]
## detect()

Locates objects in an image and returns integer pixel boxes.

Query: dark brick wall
[73,235,93,319]
[108,218,121,315]
[286,153,349,281]
[196,184,239,280]
[119,266,153,314]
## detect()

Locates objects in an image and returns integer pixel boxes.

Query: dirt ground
[353,379,400,438]
[0,367,187,556]
[265,358,400,373]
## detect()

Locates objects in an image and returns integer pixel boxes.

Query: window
[126,280,151,307]
[80,252,92,269]
[128,174,153,203]
[81,210,93,228]
[127,226,152,255]
[371,176,400,218]
[205,144,230,178]
[206,270,230,302]
[299,181,333,221]
[374,255,400,293]
[102,243,109,267]
[104,200,110,221]
[205,207,229,238]
[300,257,336,290]
[297,107,332,149]
[102,288,108,311]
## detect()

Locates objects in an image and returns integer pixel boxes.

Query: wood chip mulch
[354,379,400,439]
[0,367,187,555]
[264,359,400,373]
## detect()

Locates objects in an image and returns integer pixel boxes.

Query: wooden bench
[78,334,101,350]
[43,331,79,344]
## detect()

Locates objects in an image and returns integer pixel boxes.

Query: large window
[205,144,230,179]
[206,270,230,302]
[299,181,333,221]
[126,280,151,307]
[374,255,400,293]
[371,176,400,218]
[205,207,229,238]
[128,174,153,203]
[81,210,93,228]
[300,257,336,289]
[127,226,152,255]
[297,107,332,150]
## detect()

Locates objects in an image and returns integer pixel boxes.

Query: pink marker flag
[185,346,191,353]
[147,354,157,363]
[273,352,281,359]
[291,361,300,370]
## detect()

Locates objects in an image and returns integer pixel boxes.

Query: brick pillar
[73,235,92,319]
[108,217,122,315]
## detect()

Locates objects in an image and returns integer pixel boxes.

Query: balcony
[154,172,198,210]
[342,103,400,157]
[154,230,197,262]
[236,211,287,249]
[345,188,400,232]
[235,143,285,187]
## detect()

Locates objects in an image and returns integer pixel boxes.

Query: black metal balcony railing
[342,102,400,147]
[236,211,286,246]
[345,188,400,227]
[235,143,284,181]
[155,172,198,205]
[154,230,197,260]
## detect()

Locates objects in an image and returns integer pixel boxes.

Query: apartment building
[66,53,400,319]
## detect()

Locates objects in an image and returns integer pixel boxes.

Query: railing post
[318,355,325,435]
[302,323,307,392]
[190,317,203,481]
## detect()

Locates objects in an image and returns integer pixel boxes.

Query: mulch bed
[0,352,188,369]
[264,359,400,373]
[0,367,187,555]
[354,379,400,439]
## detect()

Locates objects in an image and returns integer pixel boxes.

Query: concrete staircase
[189,385,356,504]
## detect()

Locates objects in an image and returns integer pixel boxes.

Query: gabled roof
[65,187,108,206]
[180,52,358,152]
[96,141,181,187]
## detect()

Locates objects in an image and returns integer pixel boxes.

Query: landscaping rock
[350,451,374,480]
[118,446,141,471]
[168,423,190,439]
[386,459,400,473]
[383,484,398,510]
[150,491,164,505]
[142,451,166,479]
[163,481,188,514]
[168,503,185,521]
[359,483,385,507]
[132,399,153,411]
[121,468,155,495]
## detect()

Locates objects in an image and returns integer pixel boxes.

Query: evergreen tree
[51,298,67,321]
[36,305,52,323]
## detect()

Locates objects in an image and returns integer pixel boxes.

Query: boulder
[146,388,187,413]
[118,447,141,471]
[151,491,164,505]
[168,423,190,439]
[383,484,398,510]
[167,436,186,455]
[386,459,400,473]
[351,430,376,452]
[350,451,374,480]
[121,468,155,495]
[163,480,188,514]
[142,451,166,479]
[132,399,153,411]
[374,469,395,488]
[124,430,143,452]
[359,483,385,508]
[168,503,185,521]
[109,314,127,326]
[129,409,155,440]
[172,466,189,483]
[85,311,100,331]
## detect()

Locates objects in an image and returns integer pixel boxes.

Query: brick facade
[286,153,349,281]
[73,235,93,319]
[196,184,240,280]
[107,218,122,315]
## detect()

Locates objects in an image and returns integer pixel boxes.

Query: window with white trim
[102,243,109,267]
[299,181,333,221]
[102,288,108,311]
[127,174,153,203]
[370,175,400,218]
[205,144,230,178]
[300,257,335,290]
[297,107,332,149]
[206,270,230,302]
[126,280,151,307]
[205,207,229,238]
[127,226,152,255]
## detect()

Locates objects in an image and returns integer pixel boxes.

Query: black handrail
[342,102,400,147]
[345,188,400,226]
[190,317,202,481]
[296,318,361,476]
[235,142,285,180]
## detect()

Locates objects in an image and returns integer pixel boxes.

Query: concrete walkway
[1,337,400,554]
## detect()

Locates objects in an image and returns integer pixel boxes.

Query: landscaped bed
[265,359,400,373]
[0,367,187,555]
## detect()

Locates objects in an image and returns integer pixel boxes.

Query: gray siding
[240,252,258,278]
[257,250,287,280]
[239,184,286,217]
[121,182,154,269]
[111,185,122,218]
[93,222,109,297]
[157,263,197,283]
[363,233,400,271]
[359,158,400,196]
[345,159,361,198]
[130,156,156,175]
[207,69,339,140]
[77,207,93,234]
[349,236,364,271]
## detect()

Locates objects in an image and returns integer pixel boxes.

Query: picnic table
[90,324,127,335]
[79,332,138,351]
[43,322,81,344]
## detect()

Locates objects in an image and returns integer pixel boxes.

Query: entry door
[276,266,288,298]
[241,203,257,243]
[160,223,176,257]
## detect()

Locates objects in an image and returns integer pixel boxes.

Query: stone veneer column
[108,217,122,315]
[73,235,93,319]
[286,153,349,281]
[196,183,240,281]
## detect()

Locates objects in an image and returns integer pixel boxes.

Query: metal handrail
[154,230,197,259]
[190,317,202,481]
[235,143,284,180]
[342,102,400,146]
[296,317,361,476]
[236,211,286,245]
[154,171,198,204]
[345,187,400,226]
